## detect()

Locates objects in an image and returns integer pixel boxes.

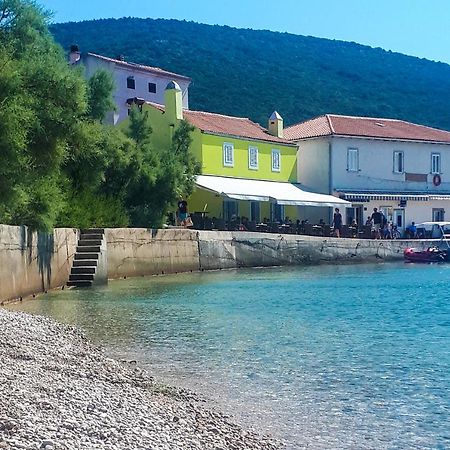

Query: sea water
[8,263,450,449]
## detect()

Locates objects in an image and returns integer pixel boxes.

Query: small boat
[403,221,450,263]
[404,246,448,263]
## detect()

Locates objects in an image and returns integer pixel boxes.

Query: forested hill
[51,18,450,130]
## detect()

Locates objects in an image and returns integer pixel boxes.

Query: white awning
[195,175,351,207]
[340,192,450,202]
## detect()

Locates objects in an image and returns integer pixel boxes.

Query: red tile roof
[284,114,450,143]
[86,53,191,81]
[146,102,294,145]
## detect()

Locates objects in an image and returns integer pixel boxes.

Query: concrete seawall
[0,225,78,302]
[0,225,429,302]
[106,228,200,279]
[197,230,409,269]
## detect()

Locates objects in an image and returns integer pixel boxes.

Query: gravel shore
[0,308,281,450]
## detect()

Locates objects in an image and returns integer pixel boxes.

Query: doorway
[393,209,405,231]
[432,208,445,222]
[346,206,364,226]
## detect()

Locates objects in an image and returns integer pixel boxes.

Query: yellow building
[131,82,348,229]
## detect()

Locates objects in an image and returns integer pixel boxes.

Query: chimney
[69,44,81,65]
[268,111,283,138]
[164,81,183,121]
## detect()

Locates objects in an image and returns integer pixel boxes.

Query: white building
[69,46,191,125]
[284,114,450,232]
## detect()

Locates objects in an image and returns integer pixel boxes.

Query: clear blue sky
[38,0,450,64]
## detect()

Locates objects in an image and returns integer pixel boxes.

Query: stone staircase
[67,229,105,287]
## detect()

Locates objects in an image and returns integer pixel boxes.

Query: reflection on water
[8,263,450,449]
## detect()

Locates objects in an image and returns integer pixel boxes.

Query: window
[431,153,441,174]
[347,148,359,172]
[127,76,135,89]
[433,208,445,222]
[270,204,284,222]
[148,82,157,93]
[271,149,281,172]
[393,151,404,173]
[250,202,260,222]
[223,143,234,167]
[248,146,258,170]
[223,200,238,221]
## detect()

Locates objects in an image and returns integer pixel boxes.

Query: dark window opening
[127,77,135,89]
[148,82,157,93]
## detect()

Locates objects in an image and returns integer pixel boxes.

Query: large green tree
[0,0,87,229]
[0,0,199,230]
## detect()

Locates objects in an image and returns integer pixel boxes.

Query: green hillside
[51,18,450,130]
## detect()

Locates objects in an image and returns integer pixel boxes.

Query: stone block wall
[105,228,200,279]
[0,225,428,302]
[0,225,78,303]
[197,231,409,269]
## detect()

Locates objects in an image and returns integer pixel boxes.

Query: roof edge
[85,52,192,81]
[200,130,296,146]
[325,114,335,133]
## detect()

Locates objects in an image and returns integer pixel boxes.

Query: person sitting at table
[406,221,418,239]
[349,218,358,237]
[228,214,238,231]
[239,216,249,231]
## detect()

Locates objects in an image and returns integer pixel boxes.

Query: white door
[393,209,405,231]
[432,208,445,222]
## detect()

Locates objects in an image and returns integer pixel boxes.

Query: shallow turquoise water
[9,263,450,449]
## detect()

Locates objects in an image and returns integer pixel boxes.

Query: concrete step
[73,259,98,267]
[79,234,103,241]
[67,280,93,288]
[69,274,95,282]
[71,267,96,275]
[74,253,99,260]
[81,228,104,234]
[78,239,102,246]
[76,246,101,253]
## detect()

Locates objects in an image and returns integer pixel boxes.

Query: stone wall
[105,228,200,279]
[197,231,411,270]
[107,228,417,277]
[1,225,430,302]
[0,225,78,303]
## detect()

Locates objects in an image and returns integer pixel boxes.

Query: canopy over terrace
[195,175,351,208]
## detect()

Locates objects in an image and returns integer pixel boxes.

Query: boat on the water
[404,246,448,263]
[404,222,450,263]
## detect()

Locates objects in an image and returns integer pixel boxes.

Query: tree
[0,1,129,230]
[86,69,116,122]
[0,0,87,229]
[123,108,200,227]
[0,1,200,230]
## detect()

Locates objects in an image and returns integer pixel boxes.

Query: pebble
[0,309,280,449]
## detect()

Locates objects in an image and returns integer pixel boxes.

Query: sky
[38,0,450,65]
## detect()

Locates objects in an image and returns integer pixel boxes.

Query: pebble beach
[0,308,280,450]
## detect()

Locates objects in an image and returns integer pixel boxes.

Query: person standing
[371,207,383,239]
[177,199,188,226]
[333,208,343,238]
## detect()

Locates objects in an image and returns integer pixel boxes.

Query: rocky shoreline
[0,309,281,450]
